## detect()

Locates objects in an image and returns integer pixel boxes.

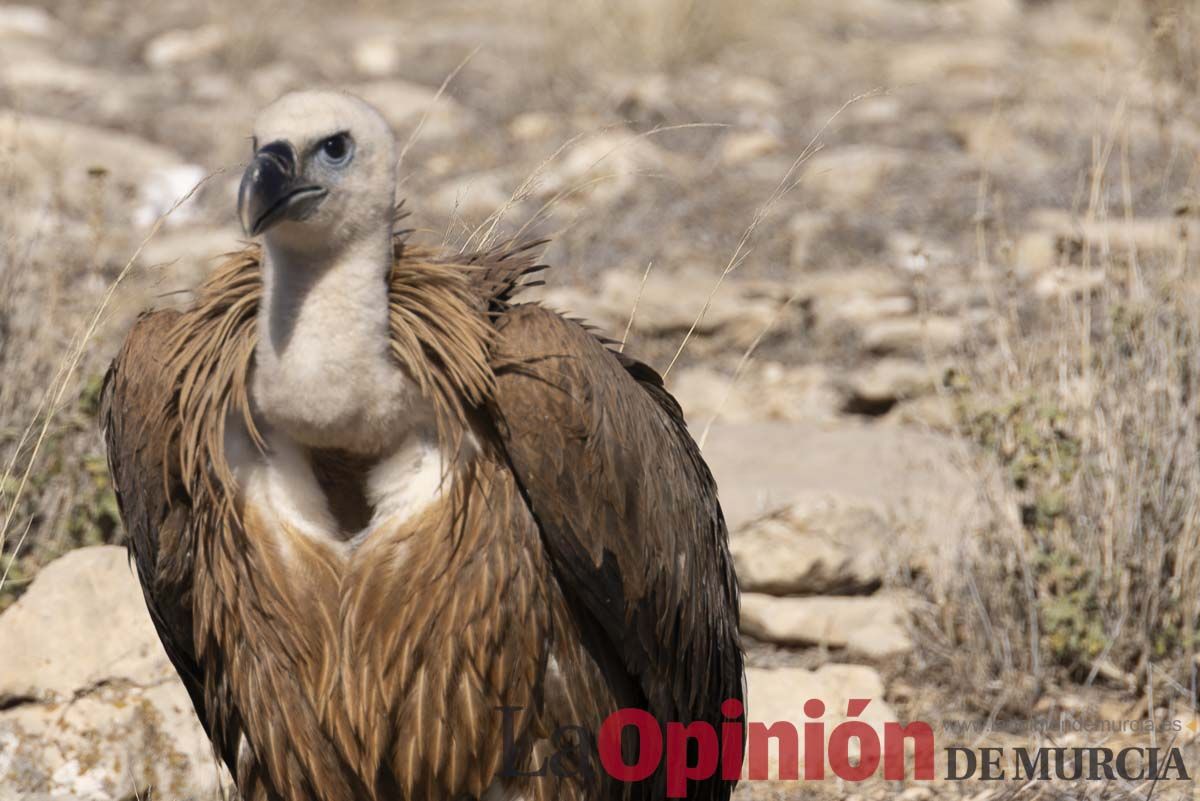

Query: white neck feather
[251,225,427,455]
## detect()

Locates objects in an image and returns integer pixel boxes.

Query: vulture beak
[238,141,328,236]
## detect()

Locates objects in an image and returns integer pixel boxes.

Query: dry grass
[919,151,1200,719]
[0,161,119,610]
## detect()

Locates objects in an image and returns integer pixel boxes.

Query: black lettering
[499,706,547,778]
[945,747,976,780]
[1014,748,1050,780]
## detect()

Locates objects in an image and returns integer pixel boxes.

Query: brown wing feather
[100,310,239,765]
[487,303,745,801]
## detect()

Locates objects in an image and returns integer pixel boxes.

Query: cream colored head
[238,90,396,255]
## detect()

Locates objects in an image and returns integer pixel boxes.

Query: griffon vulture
[102,90,744,801]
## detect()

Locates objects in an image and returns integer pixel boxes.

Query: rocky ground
[3,0,1200,798]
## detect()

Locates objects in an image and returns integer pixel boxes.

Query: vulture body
[102,91,743,801]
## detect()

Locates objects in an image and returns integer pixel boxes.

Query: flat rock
[703,421,1010,575]
[840,358,937,413]
[0,547,230,800]
[731,494,888,595]
[741,593,912,658]
[0,684,226,801]
[799,267,915,332]
[538,267,788,352]
[799,267,908,303]
[744,664,896,779]
[0,548,175,702]
[1061,215,1197,265]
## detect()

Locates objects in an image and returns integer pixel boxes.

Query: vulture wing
[488,303,744,800]
[99,311,234,761]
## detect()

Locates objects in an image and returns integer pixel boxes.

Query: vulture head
[237,90,416,455]
[238,90,396,254]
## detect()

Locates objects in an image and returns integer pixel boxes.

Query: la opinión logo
[499,698,935,797]
[498,701,1193,794]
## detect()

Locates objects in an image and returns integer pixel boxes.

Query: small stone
[861,316,966,356]
[847,95,903,125]
[887,231,955,275]
[509,111,558,142]
[731,496,888,595]
[788,211,833,269]
[720,130,781,166]
[801,267,916,333]
[134,163,207,229]
[1078,217,1196,263]
[0,5,59,39]
[741,593,913,659]
[721,76,780,109]
[841,358,936,414]
[1014,230,1061,276]
[144,25,227,68]
[1034,268,1106,300]
[821,295,916,332]
[800,267,907,303]
[889,394,957,432]
[803,146,906,210]
[351,35,401,77]
[0,55,114,96]
[951,114,1050,173]
[889,40,1012,89]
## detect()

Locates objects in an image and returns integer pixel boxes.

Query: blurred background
[3,0,1200,798]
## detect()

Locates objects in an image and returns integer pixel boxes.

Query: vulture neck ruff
[163,234,500,544]
[253,223,420,456]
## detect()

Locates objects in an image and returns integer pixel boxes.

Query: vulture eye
[317,133,353,167]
